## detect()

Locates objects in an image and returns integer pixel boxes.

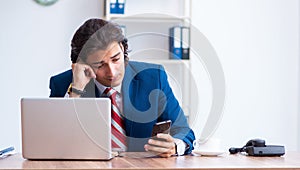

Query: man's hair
[70,18,129,63]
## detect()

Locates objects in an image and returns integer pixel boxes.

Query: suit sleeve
[157,65,195,154]
[49,76,57,97]
[49,70,73,97]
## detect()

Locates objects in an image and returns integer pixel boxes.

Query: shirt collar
[93,79,122,95]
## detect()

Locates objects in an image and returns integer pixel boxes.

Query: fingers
[159,152,174,158]
[72,63,96,90]
[83,65,96,78]
[157,133,174,142]
[144,133,176,158]
[144,142,175,153]
[144,142,175,158]
[148,138,173,148]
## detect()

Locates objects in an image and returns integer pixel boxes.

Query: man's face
[86,41,125,87]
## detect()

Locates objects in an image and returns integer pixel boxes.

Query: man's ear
[119,42,124,52]
[71,63,75,70]
[71,58,81,70]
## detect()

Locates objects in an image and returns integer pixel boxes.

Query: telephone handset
[229,138,285,156]
[244,138,266,147]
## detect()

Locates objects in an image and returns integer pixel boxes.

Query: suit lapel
[122,62,139,135]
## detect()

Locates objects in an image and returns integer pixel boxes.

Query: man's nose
[106,63,115,76]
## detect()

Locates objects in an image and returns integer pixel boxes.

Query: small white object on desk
[192,138,225,156]
[0,146,16,159]
[192,150,225,156]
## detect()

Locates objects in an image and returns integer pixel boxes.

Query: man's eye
[93,65,102,69]
[112,58,120,62]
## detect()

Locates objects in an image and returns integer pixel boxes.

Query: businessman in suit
[49,18,195,157]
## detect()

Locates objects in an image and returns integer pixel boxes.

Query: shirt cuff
[174,138,187,156]
[64,92,70,98]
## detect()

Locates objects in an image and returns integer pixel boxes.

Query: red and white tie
[103,87,127,151]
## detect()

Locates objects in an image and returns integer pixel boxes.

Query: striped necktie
[103,87,127,151]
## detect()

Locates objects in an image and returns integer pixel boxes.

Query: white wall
[191,0,299,151]
[0,0,299,153]
[0,0,103,151]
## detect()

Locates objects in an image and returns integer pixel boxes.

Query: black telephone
[229,139,285,156]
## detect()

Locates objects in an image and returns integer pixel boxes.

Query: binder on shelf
[181,27,190,59]
[118,0,125,14]
[110,0,118,14]
[169,26,182,59]
[109,0,125,14]
[169,26,190,60]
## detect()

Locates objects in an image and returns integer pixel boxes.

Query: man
[49,18,195,157]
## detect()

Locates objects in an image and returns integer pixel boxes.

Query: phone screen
[151,120,172,137]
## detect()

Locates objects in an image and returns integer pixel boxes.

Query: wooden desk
[1,152,300,170]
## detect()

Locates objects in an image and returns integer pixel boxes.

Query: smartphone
[151,120,172,138]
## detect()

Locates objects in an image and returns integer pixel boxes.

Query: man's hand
[144,133,176,158]
[70,62,96,97]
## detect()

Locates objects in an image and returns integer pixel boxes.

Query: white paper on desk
[0,151,16,159]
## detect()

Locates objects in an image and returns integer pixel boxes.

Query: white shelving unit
[104,0,192,120]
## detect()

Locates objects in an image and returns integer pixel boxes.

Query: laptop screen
[21,98,113,160]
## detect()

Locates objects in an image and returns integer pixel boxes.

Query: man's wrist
[67,83,86,97]
[174,138,187,156]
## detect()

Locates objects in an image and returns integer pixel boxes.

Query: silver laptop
[21,98,113,160]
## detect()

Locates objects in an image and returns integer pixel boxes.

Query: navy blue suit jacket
[49,61,195,153]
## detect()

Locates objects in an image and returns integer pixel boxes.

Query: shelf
[108,13,191,22]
